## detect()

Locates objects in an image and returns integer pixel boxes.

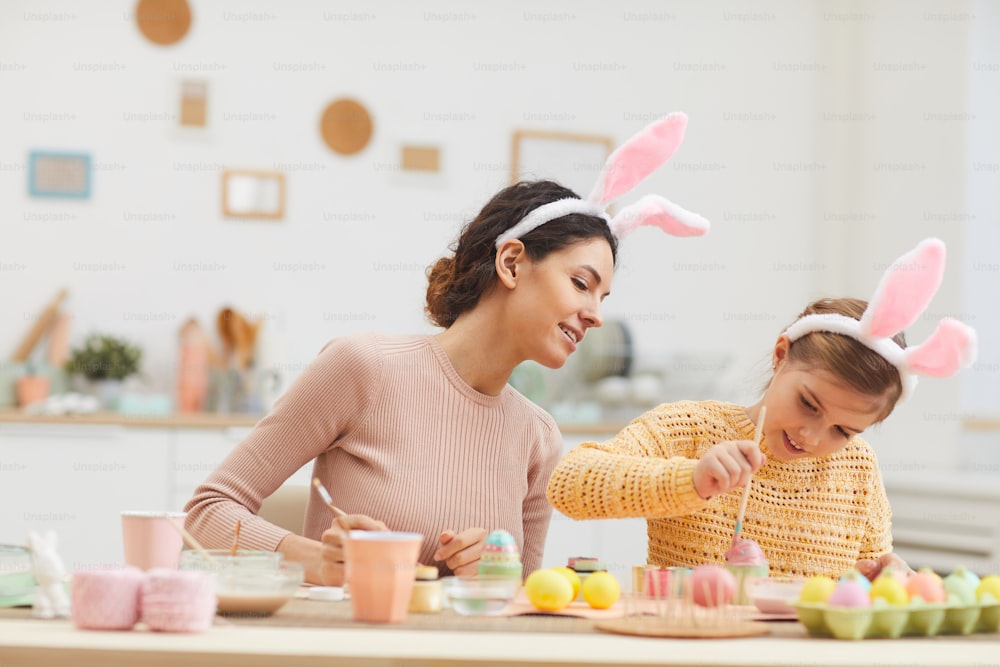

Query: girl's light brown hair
[785,298,907,421]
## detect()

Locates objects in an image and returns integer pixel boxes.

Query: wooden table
[1,597,998,667]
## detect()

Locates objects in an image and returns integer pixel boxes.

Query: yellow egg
[551,566,581,600]
[582,571,621,609]
[799,575,837,603]
[869,571,909,605]
[524,569,574,611]
[975,574,1000,602]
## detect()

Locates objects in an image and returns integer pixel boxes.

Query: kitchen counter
[0,409,625,435]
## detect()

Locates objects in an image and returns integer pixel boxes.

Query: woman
[185,114,709,584]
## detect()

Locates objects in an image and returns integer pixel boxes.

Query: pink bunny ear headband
[782,238,977,402]
[494,112,710,248]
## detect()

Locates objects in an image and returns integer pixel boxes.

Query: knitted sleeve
[521,418,562,575]
[184,334,381,551]
[546,404,708,520]
[859,450,893,560]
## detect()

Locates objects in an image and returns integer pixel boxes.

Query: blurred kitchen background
[2,1,998,474]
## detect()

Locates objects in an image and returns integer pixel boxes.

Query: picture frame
[28,151,92,199]
[221,169,285,220]
[510,130,614,200]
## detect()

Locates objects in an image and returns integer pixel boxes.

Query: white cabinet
[0,423,171,570]
[541,432,648,583]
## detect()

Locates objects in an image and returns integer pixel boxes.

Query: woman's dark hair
[785,298,907,420]
[425,180,618,328]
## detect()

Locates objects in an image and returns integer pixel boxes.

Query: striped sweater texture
[185,332,561,575]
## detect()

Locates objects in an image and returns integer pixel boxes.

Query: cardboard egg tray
[793,600,1000,640]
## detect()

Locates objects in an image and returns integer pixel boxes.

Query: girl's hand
[856,552,914,581]
[693,440,766,500]
[434,528,488,576]
[319,514,388,586]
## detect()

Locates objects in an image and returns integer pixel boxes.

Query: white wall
[1,1,992,470]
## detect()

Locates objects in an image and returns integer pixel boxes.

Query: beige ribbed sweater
[184,333,561,575]
[546,400,892,578]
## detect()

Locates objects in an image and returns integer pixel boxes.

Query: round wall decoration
[320,98,373,155]
[135,0,192,46]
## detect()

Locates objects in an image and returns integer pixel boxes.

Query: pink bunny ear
[904,318,978,378]
[609,194,709,239]
[588,113,688,208]
[860,238,946,338]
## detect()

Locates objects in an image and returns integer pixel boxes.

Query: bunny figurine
[28,530,71,618]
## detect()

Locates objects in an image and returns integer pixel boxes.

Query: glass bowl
[748,577,805,614]
[179,549,283,572]
[213,561,305,615]
[441,575,520,616]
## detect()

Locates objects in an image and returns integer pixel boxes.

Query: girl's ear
[772,335,792,368]
[495,239,526,289]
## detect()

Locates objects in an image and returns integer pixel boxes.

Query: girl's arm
[546,405,708,520]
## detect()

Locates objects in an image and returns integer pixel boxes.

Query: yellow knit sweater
[546,400,892,578]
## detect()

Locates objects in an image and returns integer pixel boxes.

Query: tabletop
[2,594,999,667]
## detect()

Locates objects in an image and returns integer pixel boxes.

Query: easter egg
[828,578,871,607]
[838,569,871,591]
[551,566,581,600]
[906,569,946,604]
[799,575,837,604]
[943,568,978,605]
[869,571,909,605]
[581,571,620,609]
[524,569,573,612]
[691,565,736,607]
[975,574,1000,603]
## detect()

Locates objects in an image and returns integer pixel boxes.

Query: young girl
[185,113,710,585]
[547,238,976,580]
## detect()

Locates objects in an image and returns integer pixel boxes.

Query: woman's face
[510,238,614,369]
[761,339,891,462]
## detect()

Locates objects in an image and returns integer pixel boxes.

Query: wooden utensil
[12,289,67,362]
[735,406,766,540]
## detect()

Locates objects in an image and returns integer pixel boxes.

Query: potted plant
[64,334,142,410]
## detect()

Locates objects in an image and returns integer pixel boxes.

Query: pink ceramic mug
[343,531,422,623]
[121,511,187,570]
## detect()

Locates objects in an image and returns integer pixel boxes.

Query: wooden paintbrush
[312,478,350,530]
[735,405,766,540]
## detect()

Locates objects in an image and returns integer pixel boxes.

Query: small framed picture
[222,169,285,220]
[511,130,613,200]
[28,151,92,199]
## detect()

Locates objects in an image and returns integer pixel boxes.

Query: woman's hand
[856,552,914,581]
[319,514,388,586]
[693,440,766,500]
[434,528,488,576]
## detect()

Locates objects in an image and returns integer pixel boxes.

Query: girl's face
[761,338,891,462]
[510,238,614,369]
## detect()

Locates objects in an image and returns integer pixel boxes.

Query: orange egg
[906,570,946,603]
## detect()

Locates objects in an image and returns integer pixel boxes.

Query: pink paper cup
[121,511,186,570]
[343,531,422,623]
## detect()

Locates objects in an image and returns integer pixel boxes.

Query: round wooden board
[320,99,373,155]
[135,0,191,46]
[594,617,770,639]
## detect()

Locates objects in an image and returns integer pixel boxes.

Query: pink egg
[828,578,871,607]
[691,565,736,607]
[906,571,945,603]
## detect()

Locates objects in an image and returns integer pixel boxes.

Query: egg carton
[793,600,1000,640]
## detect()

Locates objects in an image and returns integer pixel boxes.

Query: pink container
[141,568,216,633]
[71,567,145,631]
[121,511,186,570]
[343,531,421,623]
